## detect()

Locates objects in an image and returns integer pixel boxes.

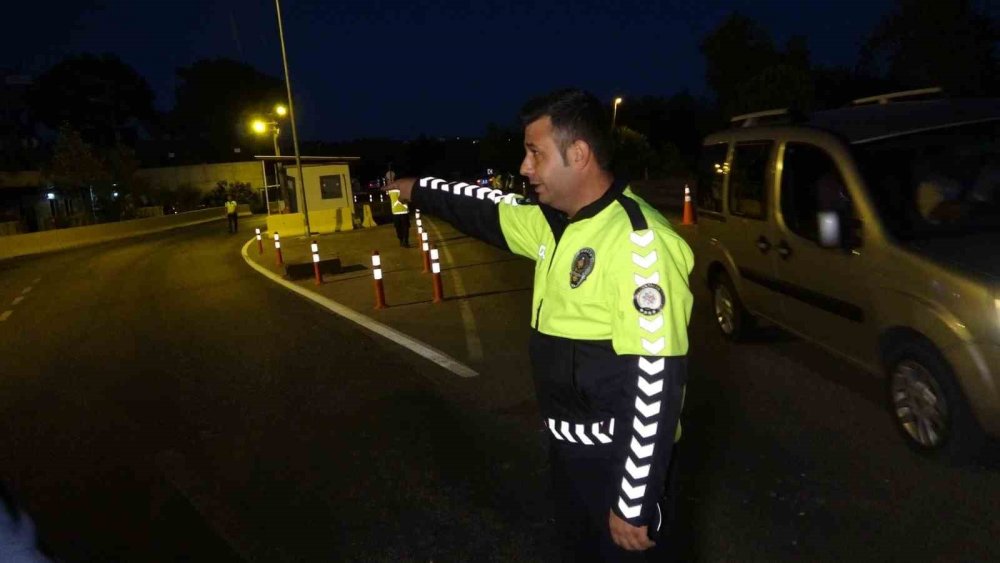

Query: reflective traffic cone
[682,184,695,225]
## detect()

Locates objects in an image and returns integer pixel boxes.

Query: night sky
[5,0,893,141]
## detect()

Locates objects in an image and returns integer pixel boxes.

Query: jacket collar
[568,177,627,223]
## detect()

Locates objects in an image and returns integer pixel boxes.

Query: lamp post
[273,0,311,235]
[251,103,289,213]
[612,97,623,132]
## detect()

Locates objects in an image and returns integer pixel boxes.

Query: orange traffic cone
[682,184,695,225]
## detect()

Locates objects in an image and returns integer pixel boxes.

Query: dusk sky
[5,0,896,141]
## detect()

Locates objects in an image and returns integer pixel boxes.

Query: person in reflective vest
[386,89,694,561]
[388,189,410,247]
[225,196,239,233]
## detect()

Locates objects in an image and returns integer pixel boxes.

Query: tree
[700,13,779,116]
[43,124,108,190]
[863,0,998,96]
[171,59,286,160]
[701,14,824,117]
[612,127,656,181]
[31,54,155,148]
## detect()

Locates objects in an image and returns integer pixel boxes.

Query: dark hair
[519,89,612,170]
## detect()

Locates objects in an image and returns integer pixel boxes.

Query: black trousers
[550,442,680,563]
[227,213,238,233]
[392,214,410,245]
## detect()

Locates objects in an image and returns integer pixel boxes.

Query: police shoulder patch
[569,248,596,288]
[633,283,665,315]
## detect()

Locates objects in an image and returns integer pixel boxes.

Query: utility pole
[274,0,311,235]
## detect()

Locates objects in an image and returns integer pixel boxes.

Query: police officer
[225,195,239,233]
[389,187,410,247]
[387,89,693,561]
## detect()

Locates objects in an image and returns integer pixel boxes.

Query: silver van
[693,90,1000,460]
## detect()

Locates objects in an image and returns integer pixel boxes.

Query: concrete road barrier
[0,205,251,261]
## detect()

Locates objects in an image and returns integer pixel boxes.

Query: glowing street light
[251,119,268,134]
[274,104,288,117]
[612,97,623,131]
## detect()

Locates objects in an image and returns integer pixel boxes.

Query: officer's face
[520,116,577,212]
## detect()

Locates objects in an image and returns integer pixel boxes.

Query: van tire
[710,271,755,342]
[885,339,985,463]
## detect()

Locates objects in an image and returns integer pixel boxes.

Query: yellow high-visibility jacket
[411,177,693,527]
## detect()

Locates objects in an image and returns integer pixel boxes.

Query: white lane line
[241,239,478,378]
[11,296,24,306]
[32,278,41,284]
[21,287,32,294]
[424,218,484,362]
[0,311,11,322]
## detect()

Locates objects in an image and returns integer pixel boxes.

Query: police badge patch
[569,248,595,288]
[633,283,665,315]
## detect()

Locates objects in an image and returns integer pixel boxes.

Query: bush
[204,180,260,212]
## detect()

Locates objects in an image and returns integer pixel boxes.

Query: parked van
[693,89,1000,459]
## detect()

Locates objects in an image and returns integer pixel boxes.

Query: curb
[240,238,478,378]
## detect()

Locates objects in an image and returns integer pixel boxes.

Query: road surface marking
[11,296,24,306]
[424,217,484,362]
[241,239,478,378]
[32,278,41,284]
[0,311,11,322]
[21,287,32,294]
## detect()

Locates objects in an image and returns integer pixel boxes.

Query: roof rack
[730,108,789,128]
[852,87,943,106]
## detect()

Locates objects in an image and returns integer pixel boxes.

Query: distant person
[225,195,239,233]
[388,188,410,247]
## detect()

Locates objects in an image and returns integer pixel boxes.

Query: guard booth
[256,155,361,236]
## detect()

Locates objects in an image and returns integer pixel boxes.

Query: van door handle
[777,241,792,259]
[755,236,771,253]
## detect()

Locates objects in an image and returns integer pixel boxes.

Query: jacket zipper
[534,237,562,330]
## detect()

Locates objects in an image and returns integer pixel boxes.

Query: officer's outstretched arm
[608,226,694,530]
[409,177,545,260]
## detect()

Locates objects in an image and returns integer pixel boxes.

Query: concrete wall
[0,204,250,262]
[265,208,355,237]
[137,161,264,193]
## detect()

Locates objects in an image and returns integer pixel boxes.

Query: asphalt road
[1,217,998,561]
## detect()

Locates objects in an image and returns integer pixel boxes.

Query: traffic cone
[682,184,695,225]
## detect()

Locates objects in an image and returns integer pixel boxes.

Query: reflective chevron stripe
[618,228,674,523]
[418,177,522,206]
[545,417,615,445]
[620,477,647,500]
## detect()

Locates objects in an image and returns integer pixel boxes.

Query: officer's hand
[609,510,655,552]
[384,177,418,203]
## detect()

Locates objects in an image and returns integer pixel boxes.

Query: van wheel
[886,340,985,462]
[711,272,754,341]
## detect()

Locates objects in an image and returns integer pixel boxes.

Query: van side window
[728,142,773,220]
[695,143,728,214]
[781,143,855,243]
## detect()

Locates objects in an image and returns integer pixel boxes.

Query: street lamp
[249,115,282,157]
[612,97,623,131]
[250,107,287,214]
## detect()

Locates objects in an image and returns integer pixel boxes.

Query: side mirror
[817,211,841,248]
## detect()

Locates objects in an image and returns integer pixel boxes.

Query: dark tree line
[15,0,1000,191]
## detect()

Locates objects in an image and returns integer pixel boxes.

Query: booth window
[320,175,343,199]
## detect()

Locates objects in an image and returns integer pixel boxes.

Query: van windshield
[854,119,1000,240]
